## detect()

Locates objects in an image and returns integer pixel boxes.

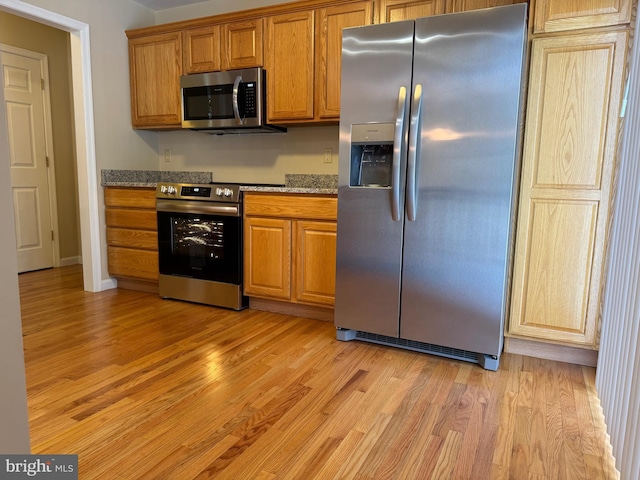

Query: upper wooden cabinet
[315,2,373,120]
[376,0,445,23]
[533,0,632,33]
[265,11,316,123]
[128,32,182,129]
[221,19,264,70]
[448,0,526,13]
[509,31,628,347]
[182,25,221,74]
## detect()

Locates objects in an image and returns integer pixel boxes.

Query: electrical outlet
[323,148,333,164]
[164,148,171,163]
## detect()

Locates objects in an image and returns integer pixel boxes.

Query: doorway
[0,0,102,291]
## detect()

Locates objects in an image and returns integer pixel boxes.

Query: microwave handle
[232,75,243,125]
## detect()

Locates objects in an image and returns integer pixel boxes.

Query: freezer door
[400,5,527,355]
[334,21,415,337]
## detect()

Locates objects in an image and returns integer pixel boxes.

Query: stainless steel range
[156,182,248,310]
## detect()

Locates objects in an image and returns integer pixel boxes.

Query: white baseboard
[59,256,82,267]
[101,278,118,291]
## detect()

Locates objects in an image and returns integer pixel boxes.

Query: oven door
[157,200,242,285]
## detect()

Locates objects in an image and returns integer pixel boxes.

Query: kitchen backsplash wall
[158,125,339,184]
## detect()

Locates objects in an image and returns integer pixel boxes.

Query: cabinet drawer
[244,194,337,220]
[107,227,158,251]
[106,209,157,230]
[104,187,156,209]
[108,246,159,281]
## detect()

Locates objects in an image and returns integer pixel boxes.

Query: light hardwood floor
[19,265,618,479]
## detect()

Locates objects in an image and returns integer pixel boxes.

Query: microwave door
[232,75,243,125]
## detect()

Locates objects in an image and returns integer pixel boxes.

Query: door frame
[0,0,108,292]
[0,43,60,269]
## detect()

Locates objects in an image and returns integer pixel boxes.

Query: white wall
[155,0,293,23]
[159,126,339,182]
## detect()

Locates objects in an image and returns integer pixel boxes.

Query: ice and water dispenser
[349,123,395,188]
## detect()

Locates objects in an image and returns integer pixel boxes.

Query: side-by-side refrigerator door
[334,20,415,338]
[400,5,527,355]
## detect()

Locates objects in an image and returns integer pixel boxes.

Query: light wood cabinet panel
[128,32,182,129]
[509,31,628,346]
[244,216,292,299]
[447,0,526,12]
[105,209,157,231]
[183,25,221,74]
[294,220,337,306]
[222,19,263,70]
[377,0,445,23]
[315,2,373,119]
[108,247,159,282]
[104,187,157,209]
[244,193,337,219]
[265,11,315,122]
[107,227,158,250]
[533,0,631,33]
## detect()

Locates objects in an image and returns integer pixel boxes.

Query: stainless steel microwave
[180,67,286,134]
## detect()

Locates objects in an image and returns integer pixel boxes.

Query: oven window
[157,211,242,284]
[172,218,225,258]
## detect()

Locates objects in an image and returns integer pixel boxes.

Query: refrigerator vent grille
[355,332,480,363]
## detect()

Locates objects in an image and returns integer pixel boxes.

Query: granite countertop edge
[101,171,338,195]
[102,182,337,195]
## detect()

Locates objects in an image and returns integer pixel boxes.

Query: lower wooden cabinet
[243,193,337,307]
[104,187,159,285]
[295,220,337,306]
[244,217,292,299]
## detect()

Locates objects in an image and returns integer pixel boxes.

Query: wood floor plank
[18,266,619,479]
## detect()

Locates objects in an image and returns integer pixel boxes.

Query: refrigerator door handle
[407,83,423,222]
[392,86,408,221]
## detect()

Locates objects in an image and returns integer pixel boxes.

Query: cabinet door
[244,217,292,299]
[315,1,373,120]
[129,32,182,128]
[509,31,628,346]
[222,19,263,70]
[377,0,445,23]
[533,0,631,33]
[294,221,337,306]
[448,0,526,12]
[265,11,315,122]
[183,25,221,74]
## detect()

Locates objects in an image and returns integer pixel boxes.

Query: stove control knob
[160,185,168,194]
[215,187,224,197]
[167,186,177,195]
[223,188,233,197]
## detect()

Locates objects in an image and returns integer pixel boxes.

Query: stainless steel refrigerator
[334,5,527,371]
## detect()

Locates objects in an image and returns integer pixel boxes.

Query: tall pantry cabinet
[506,0,631,363]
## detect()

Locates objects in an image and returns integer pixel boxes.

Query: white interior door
[1,49,54,272]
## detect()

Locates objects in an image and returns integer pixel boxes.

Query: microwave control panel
[245,82,257,118]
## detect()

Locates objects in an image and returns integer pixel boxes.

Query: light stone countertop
[101,170,338,195]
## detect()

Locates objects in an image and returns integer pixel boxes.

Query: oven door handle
[156,200,240,217]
